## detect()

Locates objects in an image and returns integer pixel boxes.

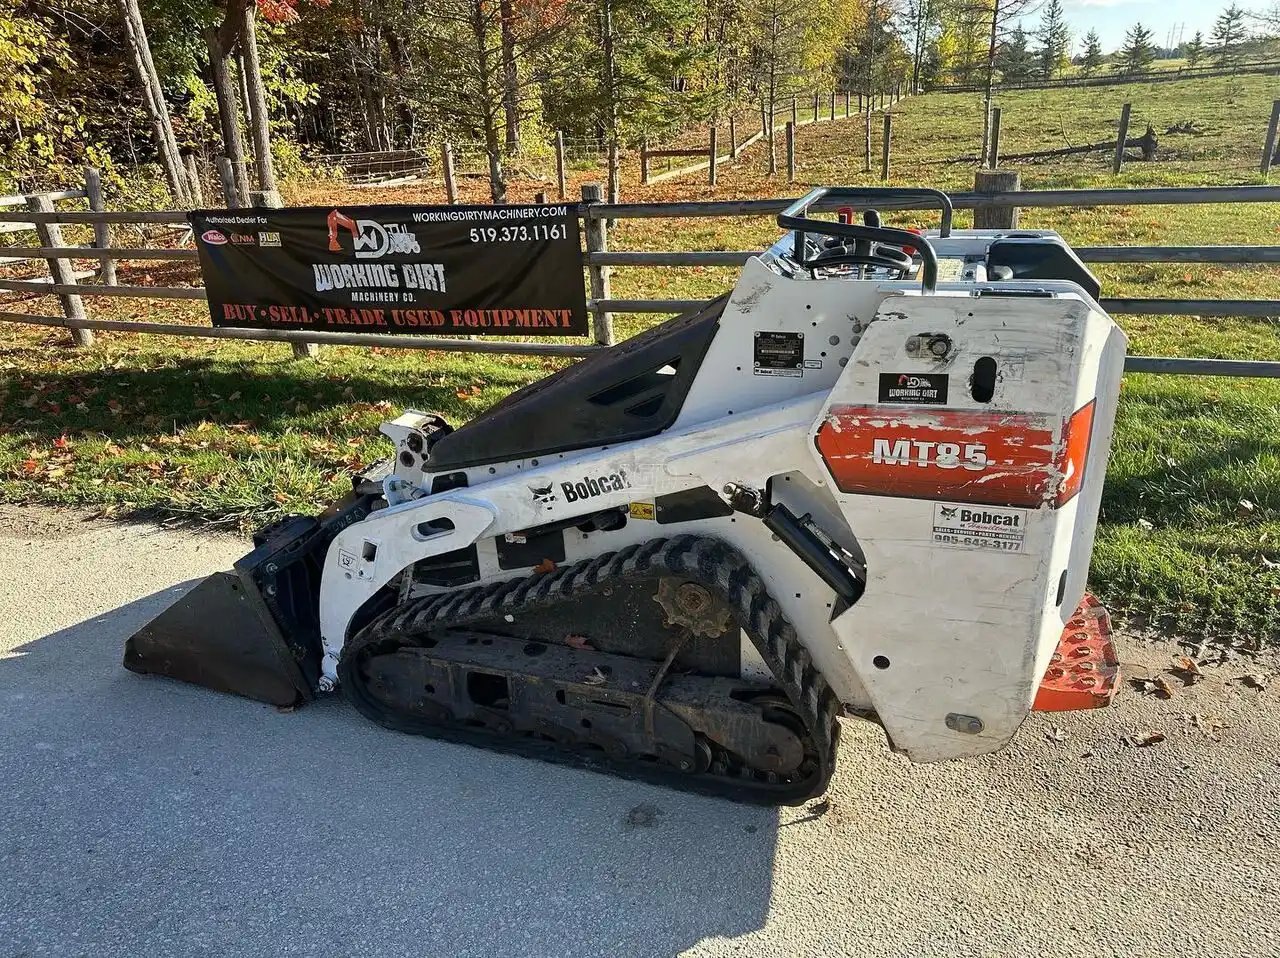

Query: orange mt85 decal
[814,402,1095,509]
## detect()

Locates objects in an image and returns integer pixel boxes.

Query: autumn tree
[847,0,908,169]
[904,0,941,93]
[977,0,1036,160]
[747,0,811,173]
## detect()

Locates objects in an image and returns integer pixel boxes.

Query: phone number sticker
[932,503,1027,553]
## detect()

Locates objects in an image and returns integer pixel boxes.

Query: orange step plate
[1033,593,1120,712]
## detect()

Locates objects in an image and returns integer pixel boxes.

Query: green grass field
[3,72,1279,640]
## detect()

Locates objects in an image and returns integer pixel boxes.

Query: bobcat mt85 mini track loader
[125,187,1127,804]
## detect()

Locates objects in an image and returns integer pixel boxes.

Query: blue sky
[1013,0,1265,53]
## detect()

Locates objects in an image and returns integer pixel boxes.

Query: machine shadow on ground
[0,582,782,958]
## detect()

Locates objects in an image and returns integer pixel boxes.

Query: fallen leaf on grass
[1137,518,1154,531]
[1238,499,1256,516]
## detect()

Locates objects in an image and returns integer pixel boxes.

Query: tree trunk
[766,14,778,175]
[864,0,878,173]
[118,0,189,205]
[980,0,1001,163]
[471,0,507,203]
[499,0,520,153]
[240,5,281,204]
[600,0,620,183]
[911,0,927,93]
[205,27,251,206]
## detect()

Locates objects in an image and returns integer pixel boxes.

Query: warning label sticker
[932,503,1027,553]
[629,501,655,520]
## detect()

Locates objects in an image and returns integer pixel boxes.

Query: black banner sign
[189,203,588,336]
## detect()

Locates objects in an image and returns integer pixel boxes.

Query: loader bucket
[121,493,380,708]
[124,569,313,707]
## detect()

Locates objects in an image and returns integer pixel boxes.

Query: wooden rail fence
[2,179,1280,377]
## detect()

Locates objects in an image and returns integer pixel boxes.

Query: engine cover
[810,288,1126,761]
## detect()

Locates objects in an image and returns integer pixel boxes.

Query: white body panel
[317,225,1127,762]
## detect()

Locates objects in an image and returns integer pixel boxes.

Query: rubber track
[340,535,840,805]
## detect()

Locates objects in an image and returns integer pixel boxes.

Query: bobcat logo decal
[529,483,557,507]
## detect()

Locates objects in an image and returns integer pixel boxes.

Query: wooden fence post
[1113,103,1132,175]
[441,142,458,203]
[555,130,567,200]
[1262,100,1280,176]
[881,113,892,181]
[182,154,204,207]
[829,91,836,121]
[988,107,1002,169]
[813,92,819,122]
[28,193,93,348]
[786,121,796,182]
[640,137,650,185]
[582,183,613,346]
[535,191,547,203]
[215,156,238,208]
[83,166,117,287]
[973,169,1020,229]
[708,126,718,186]
[729,116,738,159]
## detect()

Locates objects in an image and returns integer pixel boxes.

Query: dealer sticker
[932,503,1027,553]
[879,372,948,404]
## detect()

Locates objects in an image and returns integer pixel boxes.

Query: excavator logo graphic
[327,210,421,259]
